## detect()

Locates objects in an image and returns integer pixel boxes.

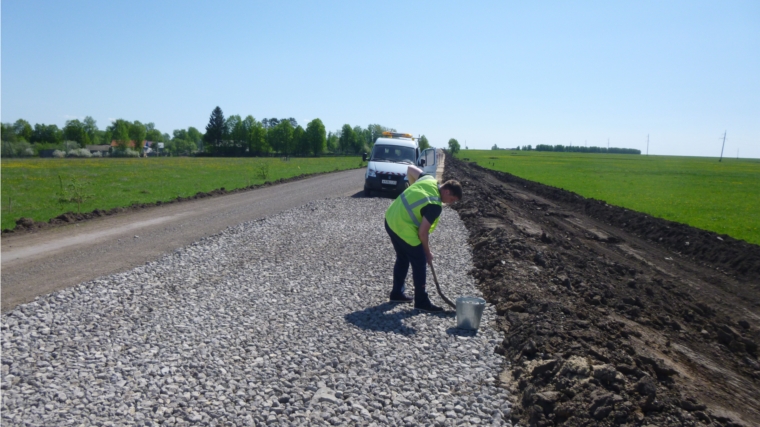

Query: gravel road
[1,168,365,312]
[1,197,512,426]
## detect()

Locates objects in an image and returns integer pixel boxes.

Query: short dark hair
[441,180,463,199]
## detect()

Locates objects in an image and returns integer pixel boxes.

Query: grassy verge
[458,150,760,245]
[1,156,363,230]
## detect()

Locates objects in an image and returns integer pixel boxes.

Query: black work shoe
[389,293,413,303]
[414,301,444,313]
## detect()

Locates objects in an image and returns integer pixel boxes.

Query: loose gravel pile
[2,197,512,426]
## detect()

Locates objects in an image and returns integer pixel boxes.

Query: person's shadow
[344,302,453,336]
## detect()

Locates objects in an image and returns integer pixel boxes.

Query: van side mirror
[362,153,367,162]
[419,158,426,167]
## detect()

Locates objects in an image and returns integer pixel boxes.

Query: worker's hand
[425,250,434,264]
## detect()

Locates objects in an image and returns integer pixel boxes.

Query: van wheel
[364,187,371,197]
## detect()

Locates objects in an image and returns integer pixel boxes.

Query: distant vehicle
[364,132,438,197]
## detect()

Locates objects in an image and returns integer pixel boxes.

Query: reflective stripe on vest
[385,175,442,246]
[399,193,441,227]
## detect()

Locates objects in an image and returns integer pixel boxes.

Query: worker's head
[440,180,463,204]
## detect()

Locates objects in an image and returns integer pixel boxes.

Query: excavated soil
[444,157,760,427]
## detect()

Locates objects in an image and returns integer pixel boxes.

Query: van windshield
[371,145,415,164]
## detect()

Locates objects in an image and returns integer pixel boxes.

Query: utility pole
[607,138,609,150]
[646,134,649,156]
[719,131,726,162]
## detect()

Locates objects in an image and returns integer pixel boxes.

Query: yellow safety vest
[385,175,442,246]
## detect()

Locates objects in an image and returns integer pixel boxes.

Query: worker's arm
[407,165,423,185]
[419,217,433,264]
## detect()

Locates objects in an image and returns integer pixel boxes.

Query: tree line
[1,106,417,158]
[202,106,325,157]
[490,144,641,155]
[1,116,179,158]
[529,144,640,154]
[330,123,431,156]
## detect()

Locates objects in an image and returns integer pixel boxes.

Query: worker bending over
[384,165,463,312]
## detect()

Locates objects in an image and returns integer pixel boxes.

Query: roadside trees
[83,116,99,144]
[166,138,196,156]
[248,120,268,156]
[63,119,91,147]
[293,125,307,156]
[204,106,226,155]
[262,118,279,129]
[267,120,293,156]
[367,124,386,146]
[226,115,245,155]
[326,131,338,153]
[175,127,203,152]
[419,135,430,150]
[31,124,63,145]
[129,121,147,152]
[1,123,17,142]
[187,127,203,151]
[448,138,460,155]
[352,126,366,153]
[305,119,326,156]
[109,120,131,151]
[13,119,33,142]
[338,124,354,154]
[145,122,164,144]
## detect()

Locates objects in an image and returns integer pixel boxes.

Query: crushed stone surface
[2,197,512,426]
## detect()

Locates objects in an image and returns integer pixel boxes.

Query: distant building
[110,140,138,148]
[86,145,111,155]
[111,140,155,156]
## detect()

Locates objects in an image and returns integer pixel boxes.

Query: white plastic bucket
[456,297,486,330]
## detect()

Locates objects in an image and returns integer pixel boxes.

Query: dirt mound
[445,157,759,426]
[53,212,82,223]
[471,162,760,280]
[13,217,46,231]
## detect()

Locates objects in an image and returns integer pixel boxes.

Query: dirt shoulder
[1,168,365,312]
[445,157,760,426]
[3,168,364,235]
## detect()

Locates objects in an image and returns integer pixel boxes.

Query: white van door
[419,148,437,177]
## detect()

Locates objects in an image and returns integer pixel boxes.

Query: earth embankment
[445,156,760,426]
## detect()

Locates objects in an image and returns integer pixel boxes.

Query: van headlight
[367,168,376,178]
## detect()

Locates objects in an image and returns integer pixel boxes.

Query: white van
[363,132,438,197]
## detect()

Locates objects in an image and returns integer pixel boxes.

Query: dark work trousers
[385,220,429,305]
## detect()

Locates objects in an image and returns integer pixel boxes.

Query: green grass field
[458,150,760,245]
[1,157,362,231]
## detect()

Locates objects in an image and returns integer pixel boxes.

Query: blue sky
[2,0,758,157]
